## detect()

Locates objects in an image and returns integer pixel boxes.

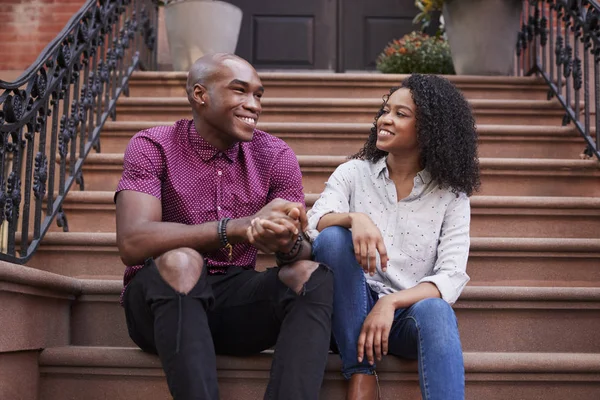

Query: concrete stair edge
[38,345,600,374]
[61,191,600,209]
[102,120,588,137]
[129,71,548,86]
[0,260,81,295]
[117,96,568,110]
[75,276,600,302]
[34,231,600,252]
[81,152,600,171]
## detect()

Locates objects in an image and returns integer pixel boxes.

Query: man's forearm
[118,216,251,266]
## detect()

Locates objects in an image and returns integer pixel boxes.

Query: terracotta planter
[164,0,243,71]
[443,0,522,75]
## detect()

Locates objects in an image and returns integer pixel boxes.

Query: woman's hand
[357,296,395,364]
[349,213,388,275]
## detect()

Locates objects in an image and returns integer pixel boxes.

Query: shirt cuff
[305,209,336,242]
[419,272,469,305]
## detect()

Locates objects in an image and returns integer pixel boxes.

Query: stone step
[24,233,600,288]
[70,281,600,352]
[54,191,600,239]
[115,97,570,125]
[38,346,600,399]
[100,121,589,159]
[78,153,600,196]
[127,71,551,100]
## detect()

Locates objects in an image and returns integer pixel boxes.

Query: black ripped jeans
[123,259,334,400]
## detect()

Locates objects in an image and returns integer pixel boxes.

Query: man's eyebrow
[229,79,264,92]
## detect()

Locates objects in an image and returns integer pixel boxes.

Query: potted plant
[376,31,455,75]
[415,0,523,75]
[159,0,243,71]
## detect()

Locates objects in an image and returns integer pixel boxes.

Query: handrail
[516,0,600,159]
[0,0,158,263]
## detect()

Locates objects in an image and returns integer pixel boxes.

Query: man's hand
[349,213,389,275]
[253,198,308,231]
[247,217,299,254]
[246,198,307,253]
[357,296,395,365]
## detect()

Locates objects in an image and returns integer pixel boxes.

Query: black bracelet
[275,234,303,263]
[217,217,233,261]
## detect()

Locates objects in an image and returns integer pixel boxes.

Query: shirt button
[217,170,222,176]
[217,206,221,211]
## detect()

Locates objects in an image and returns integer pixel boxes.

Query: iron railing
[516,0,600,159]
[0,0,158,263]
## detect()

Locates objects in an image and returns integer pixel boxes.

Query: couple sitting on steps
[114,53,480,400]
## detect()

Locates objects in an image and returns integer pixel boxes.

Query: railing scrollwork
[517,0,600,159]
[0,0,158,263]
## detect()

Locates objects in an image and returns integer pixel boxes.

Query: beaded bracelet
[217,217,233,261]
[275,234,304,263]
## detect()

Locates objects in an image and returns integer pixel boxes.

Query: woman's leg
[387,297,465,400]
[312,226,377,379]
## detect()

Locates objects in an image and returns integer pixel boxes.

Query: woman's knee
[312,226,354,261]
[411,297,457,329]
[155,248,204,294]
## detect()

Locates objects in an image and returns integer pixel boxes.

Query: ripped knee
[278,260,331,295]
[155,248,204,294]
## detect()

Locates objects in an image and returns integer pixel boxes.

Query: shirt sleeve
[305,162,354,242]
[114,132,164,201]
[419,193,471,305]
[267,146,305,205]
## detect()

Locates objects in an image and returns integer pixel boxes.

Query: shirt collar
[372,156,432,185]
[187,121,241,162]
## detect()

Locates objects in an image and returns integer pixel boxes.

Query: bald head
[186,53,252,100]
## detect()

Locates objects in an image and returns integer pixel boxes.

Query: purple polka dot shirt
[116,119,305,290]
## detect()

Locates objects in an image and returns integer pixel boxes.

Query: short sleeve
[267,146,305,205]
[305,161,354,241]
[115,132,164,201]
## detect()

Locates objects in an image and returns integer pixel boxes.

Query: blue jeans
[313,226,465,400]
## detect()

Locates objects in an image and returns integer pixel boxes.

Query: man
[115,53,333,399]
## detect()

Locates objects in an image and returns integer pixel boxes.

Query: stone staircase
[2,72,600,399]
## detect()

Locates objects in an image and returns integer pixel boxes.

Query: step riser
[78,164,600,197]
[50,203,600,240]
[70,295,600,353]
[26,247,600,286]
[0,351,39,400]
[115,107,567,126]
[127,80,551,100]
[39,366,600,400]
[99,130,587,159]
[38,367,600,400]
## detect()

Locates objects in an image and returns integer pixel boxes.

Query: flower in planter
[376,31,454,75]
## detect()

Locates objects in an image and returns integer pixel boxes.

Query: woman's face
[375,88,419,155]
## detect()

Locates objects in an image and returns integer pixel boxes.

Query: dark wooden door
[228,0,418,71]
[227,0,337,70]
[342,0,418,70]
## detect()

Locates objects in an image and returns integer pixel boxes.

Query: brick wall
[0,0,86,72]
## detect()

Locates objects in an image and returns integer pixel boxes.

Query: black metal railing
[0,0,158,263]
[516,0,600,159]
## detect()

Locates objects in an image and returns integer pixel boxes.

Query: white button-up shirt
[306,158,470,304]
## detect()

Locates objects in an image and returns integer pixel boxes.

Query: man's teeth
[239,117,256,124]
[379,130,393,136]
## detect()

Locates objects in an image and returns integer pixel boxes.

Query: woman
[306,74,480,399]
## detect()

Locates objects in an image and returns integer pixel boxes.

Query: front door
[228,0,419,71]
[228,0,337,71]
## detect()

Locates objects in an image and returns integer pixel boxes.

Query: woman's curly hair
[351,74,480,196]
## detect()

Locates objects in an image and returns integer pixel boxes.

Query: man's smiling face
[197,57,264,148]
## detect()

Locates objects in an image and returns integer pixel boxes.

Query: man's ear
[193,83,208,105]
